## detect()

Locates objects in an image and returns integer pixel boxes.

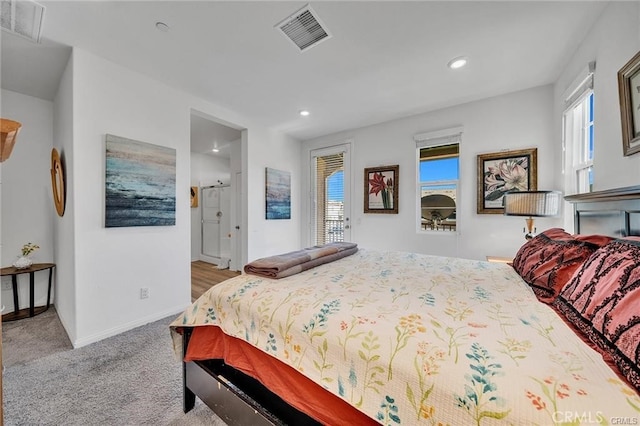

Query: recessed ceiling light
[447,56,467,69]
[155,22,170,32]
[299,110,310,117]
[212,148,220,153]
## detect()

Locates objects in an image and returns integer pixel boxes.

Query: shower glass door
[201,185,231,264]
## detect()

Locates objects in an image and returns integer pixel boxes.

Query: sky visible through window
[420,158,459,181]
[327,170,344,201]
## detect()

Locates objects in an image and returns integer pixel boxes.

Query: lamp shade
[503,191,561,217]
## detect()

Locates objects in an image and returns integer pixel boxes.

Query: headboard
[565,185,640,237]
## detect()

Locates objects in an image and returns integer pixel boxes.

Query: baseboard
[71,304,188,348]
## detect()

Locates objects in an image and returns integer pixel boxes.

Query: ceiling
[1,1,608,144]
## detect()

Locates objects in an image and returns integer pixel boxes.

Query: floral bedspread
[172,249,640,425]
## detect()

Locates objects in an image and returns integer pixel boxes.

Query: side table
[0,263,56,321]
[486,256,514,264]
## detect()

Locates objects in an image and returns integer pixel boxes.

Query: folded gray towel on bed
[244,242,358,279]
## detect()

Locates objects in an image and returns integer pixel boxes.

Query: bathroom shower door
[201,186,231,264]
[202,187,221,258]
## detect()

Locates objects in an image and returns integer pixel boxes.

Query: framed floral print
[618,50,640,156]
[477,148,537,214]
[364,165,399,214]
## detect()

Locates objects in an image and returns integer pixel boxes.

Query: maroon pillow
[512,228,601,303]
[553,238,640,391]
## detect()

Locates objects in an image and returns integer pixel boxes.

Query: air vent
[1,0,45,43]
[275,4,331,52]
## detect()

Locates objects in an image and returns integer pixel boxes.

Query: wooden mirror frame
[51,148,65,216]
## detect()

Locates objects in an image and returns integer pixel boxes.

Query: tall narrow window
[563,63,595,195]
[415,128,462,233]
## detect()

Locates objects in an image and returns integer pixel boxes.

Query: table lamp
[503,191,561,240]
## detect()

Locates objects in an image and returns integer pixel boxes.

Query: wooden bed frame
[182,185,640,425]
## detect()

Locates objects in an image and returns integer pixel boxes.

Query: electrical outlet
[140,287,149,299]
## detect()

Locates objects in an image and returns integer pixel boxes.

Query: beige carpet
[2,308,227,425]
[2,306,72,368]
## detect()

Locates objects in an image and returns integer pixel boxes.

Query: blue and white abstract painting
[105,134,176,227]
[265,167,291,220]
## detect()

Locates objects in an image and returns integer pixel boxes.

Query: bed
[171,185,640,425]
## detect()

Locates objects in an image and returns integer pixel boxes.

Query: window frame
[563,90,594,195]
[562,62,595,196]
[414,127,462,235]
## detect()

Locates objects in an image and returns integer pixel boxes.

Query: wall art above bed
[618,50,640,156]
[105,134,176,227]
[477,148,537,214]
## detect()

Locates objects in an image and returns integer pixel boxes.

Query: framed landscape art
[105,134,176,227]
[265,167,291,220]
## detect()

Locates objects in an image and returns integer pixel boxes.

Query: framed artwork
[190,186,199,208]
[477,148,537,214]
[265,167,291,219]
[105,134,176,227]
[364,165,399,214]
[618,50,640,156]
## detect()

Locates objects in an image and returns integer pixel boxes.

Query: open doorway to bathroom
[190,111,243,274]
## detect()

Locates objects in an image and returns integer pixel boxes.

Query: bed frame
[182,328,321,426]
[182,185,640,425]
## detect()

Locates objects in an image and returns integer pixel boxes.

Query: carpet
[3,314,227,426]
[2,308,72,368]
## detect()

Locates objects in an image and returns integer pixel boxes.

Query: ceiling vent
[275,4,331,52]
[1,0,45,43]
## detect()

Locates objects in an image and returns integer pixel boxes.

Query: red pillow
[553,238,640,392]
[512,228,601,303]
[573,234,615,247]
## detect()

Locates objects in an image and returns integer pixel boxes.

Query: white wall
[190,152,232,261]
[554,1,640,198]
[245,129,302,262]
[302,85,560,260]
[29,47,303,347]
[0,89,55,313]
[52,53,76,340]
[70,49,193,346]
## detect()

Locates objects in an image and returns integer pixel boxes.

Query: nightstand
[486,256,513,264]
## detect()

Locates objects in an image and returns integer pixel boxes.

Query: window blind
[314,152,344,245]
[563,61,596,109]
[414,126,463,149]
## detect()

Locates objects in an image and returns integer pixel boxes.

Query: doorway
[190,110,243,271]
[310,143,352,244]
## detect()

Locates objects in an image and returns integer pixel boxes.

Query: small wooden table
[486,256,514,264]
[1,263,55,321]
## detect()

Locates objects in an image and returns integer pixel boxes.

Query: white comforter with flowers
[172,249,640,425]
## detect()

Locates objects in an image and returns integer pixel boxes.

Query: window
[415,128,462,233]
[563,63,595,194]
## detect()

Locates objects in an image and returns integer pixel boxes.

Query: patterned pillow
[511,228,602,303]
[554,238,640,391]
